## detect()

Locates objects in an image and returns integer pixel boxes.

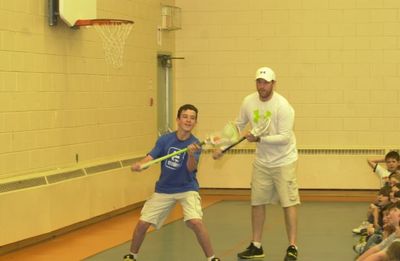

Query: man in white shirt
[214,67,299,261]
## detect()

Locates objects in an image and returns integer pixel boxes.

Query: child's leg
[130,193,176,254]
[179,191,215,258]
[130,220,151,253]
[186,219,215,257]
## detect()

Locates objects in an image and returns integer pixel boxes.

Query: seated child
[367,151,400,186]
[354,205,396,255]
[368,185,392,231]
[353,186,392,234]
[356,202,400,261]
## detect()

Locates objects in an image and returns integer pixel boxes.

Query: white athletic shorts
[140,191,203,229]
[251,160,300,207]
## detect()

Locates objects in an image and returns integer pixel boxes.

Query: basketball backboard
[59,0,97,27]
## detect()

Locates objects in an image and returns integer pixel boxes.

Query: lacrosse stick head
[207,122,241,147]
[250,118,271,137]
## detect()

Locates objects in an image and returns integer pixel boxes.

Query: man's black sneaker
[284,245,298,261]
[211,258,221,261]
[237,243,265,259]
[123,254,136,261]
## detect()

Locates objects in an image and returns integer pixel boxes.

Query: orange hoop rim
[74,19,134,27]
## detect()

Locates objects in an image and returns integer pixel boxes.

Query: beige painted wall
[198,153,381,189]
[0,0,166,179]
[173,0,400,189]
[0,167,159,246]
[174,0,400,147]
[0,0,175,246]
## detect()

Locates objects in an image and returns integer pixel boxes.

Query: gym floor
[0,192,374,261]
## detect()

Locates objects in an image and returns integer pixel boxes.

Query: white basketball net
[93,22,133,68]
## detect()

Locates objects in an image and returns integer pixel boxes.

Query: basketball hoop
[75,19,134,69]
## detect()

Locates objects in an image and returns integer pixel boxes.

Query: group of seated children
[353,151,400,260]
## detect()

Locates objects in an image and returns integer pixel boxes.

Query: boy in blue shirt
[124,104,220,261]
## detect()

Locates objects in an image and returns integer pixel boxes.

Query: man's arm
[260,104,294,145]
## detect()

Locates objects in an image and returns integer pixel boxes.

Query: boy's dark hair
[386,201,400,212]
[389,170,400,181]
[177,104,198,119]
[379,185,392,197]
[385,151,400,161]
[394,191,400,198]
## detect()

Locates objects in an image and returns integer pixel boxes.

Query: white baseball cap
[255,67,276,82]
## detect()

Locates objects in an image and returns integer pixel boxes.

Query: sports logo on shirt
[165,147,185,170]
[253,110,272,124]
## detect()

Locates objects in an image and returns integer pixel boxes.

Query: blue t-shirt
[148,132,201,193]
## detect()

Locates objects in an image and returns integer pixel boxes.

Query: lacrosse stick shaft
[221,119,271,154]
[139,141,205,170]
[221,136,246,153]
[138,121,240,170]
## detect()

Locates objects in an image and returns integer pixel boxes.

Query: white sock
[207,255,215,261]
[130,252,138,259]
[252,241,262,248]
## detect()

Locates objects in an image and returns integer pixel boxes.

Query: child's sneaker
[353,241,367,255]
[123,254,136,261]
[284,245,298,261]
[237,242,265,259]
[211,258,221,261]
[352,221,370,234]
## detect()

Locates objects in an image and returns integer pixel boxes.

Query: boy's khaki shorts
[140,191,203,229]
[251,160,300,207]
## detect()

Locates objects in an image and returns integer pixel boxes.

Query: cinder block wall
[174,0,400,189]
[0,0,175,246]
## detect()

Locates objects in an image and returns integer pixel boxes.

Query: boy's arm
[360,250,386,261]
[372,208,380,230]
[367,159,385,170]
[356,244,382,261]
[131,155,154,172]
[367,159,377,169]
[186,143,201,172]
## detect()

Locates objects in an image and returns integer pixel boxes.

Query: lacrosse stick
[221,118,271,153]
[139,122,240,170]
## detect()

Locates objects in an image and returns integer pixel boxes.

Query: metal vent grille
[46,169,86,184]
[298,149,386,155]
[121,157,141,167]
[0,177,47,193]
[204,148,387,155]
[85,161,122,175]
[0,157,138,194]
[203,149,256,155]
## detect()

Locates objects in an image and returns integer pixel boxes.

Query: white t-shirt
[236,91,298,167]
[374,164,390,179]
[374,164,390,186]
